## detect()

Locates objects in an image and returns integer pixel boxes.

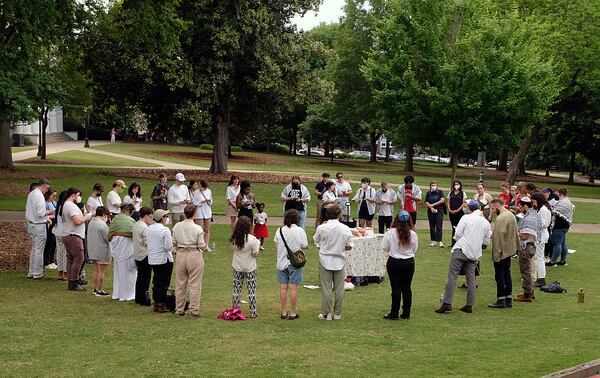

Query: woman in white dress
[226,175,240,231]
[108,203,137,301]
[190,179,213,249]
[54,190,69,280]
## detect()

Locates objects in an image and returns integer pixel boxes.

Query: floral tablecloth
[345,234,386,277]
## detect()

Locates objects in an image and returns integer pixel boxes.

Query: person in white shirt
[25,178,52,279]
[230,216,261,318]
[375,181,397,234]
[59,187,94,291]
[173,204,207,318]
[280,175,311,229]
[273,209,309,320]
[226,175,241,231]
[147,209,173,313]
[86,183,104,213]
[123,182,143,221]
[314,172,333,228]
[334,172,352,220]
[190,179,213,248]
[168,172,191,226]
[320,182,338,224]
[53,190,69,280]
[313,206,353,320]
[106,179,127,219]
[382,211,418,320]
[133,206,154,306]
[531,191,552,288]
[436,200,490,314]
[352,177,377,228]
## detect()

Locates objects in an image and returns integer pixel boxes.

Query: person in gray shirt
[87,207,111,297]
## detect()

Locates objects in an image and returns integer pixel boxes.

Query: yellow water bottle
[577,288,585,303]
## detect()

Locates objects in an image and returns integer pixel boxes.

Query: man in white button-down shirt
[147,209,174,313]
[25,179,52,279]
[313,206,353,320]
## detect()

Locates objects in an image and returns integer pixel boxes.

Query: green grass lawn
[1,226,598,376]
[92,142,600,200]
[1,166,599,223]
[26,150,160,167]
[11,146,36,153]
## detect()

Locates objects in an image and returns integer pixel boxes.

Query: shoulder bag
[279,227,306,268]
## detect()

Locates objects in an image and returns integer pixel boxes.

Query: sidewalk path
[2,211,598,233]
[12,141,600,204]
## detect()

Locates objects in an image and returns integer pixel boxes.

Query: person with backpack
[280,175,311,229]
[446,180,467,247]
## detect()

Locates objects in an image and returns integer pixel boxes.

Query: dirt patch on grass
[0,222,30,272]
[0,169,74,180]
[155,151,282,165]
[102,169,318,184]
[0,184,30,196]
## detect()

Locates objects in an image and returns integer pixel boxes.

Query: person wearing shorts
[87,206,112,297]
[273,209,308,320]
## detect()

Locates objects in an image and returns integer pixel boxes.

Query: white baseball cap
[175,173,186,182]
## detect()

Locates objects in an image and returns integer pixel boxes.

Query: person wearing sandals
[273,209,308,320]
[87,206,111,297]
[382,211,418,320]
[230,216,260,318]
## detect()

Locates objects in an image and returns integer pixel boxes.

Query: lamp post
[84,110,90,148]
[36,111,42,156]
[479,170,485,183]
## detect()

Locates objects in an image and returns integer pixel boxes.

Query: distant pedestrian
[352,177,377,228]
[226,175,241,231]
[151,173,169,211]
[133,206,154,306]
[147,209,174,313]
[488,199,518,309]
[436,200,490,314]
[382,211,418,320]
[397,175,421,225]
[375,181,396,234]
[87,206,111,297]
[110,128,116,143]
[424,181,445,247]
[168,173,191,226]
[280,175,311,229]
[230,216,260,318]
[25,178,52,279]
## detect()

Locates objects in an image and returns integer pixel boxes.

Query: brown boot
[156,303,170,313]
[488,299,506,309]
[459,305,472,313]
[515,293,533,302]
[435,303,453,314]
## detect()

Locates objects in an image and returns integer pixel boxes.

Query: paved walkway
[11,141,600,204]
[2,211,598,233]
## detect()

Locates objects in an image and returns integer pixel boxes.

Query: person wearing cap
[133,206,154,306]
[488,199,519,309]
[313,205,354,320]
[281,175,311,229]
[147,209,174,313]
[515,196,542,302]
[436,200,490,314]
[173,204,206,318]
[168,173,191,226]
[107,180,127,219]
[397,175,421,225]
[108,203,137,301]
[382,211,418,320]
[25,178,52,279]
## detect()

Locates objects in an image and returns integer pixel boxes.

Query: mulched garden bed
[0,222,30,272]
[102,169,318,184]
[19,158,78,165]
[0,184,30,196]
[155,150,282,165]
[0,169,74,180]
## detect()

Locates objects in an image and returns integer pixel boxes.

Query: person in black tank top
[447,180,466,247]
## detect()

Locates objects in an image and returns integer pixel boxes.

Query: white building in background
[12,107,66,144]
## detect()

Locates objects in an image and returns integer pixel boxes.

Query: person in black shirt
[280,176,311,229]
[151,173,169,211]
[447,180,467,247]
[314,172,331,228]
[425,181,445,248]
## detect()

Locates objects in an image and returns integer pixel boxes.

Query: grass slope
[0,227,598,376]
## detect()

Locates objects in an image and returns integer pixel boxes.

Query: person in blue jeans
[546,188,574,267]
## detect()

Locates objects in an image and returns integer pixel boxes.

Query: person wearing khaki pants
[172,204,206,318]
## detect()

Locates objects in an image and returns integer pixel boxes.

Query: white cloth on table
[346,234,387,277]
[110,236,137,301]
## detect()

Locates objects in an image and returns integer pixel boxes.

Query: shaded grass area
[92,143,600,199]
[0,227,598,376]
[11,146,36,153]
[21,150,159,167]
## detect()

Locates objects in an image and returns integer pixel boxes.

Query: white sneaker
[259,246,265,251]
[430,242,437,247]
[45,263,58,270]
[439,242,444,248]
[318,313,332,320]
[333,314,342,320]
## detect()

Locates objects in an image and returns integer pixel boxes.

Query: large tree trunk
[497,148,509,171]
[477,151,486,167]
[0,119,14,169]
[568,150,576,184]
[405,143,414,172]
[450,147,460,185]
[385,138,390,162]
[369,131,378,163]
[506,125,540,184]
[209,96,230,174]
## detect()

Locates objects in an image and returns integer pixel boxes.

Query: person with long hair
[190,179,213,249]
[531,191,552,287]
[43,188,58,269]
[236,180,256,220]
[382,211,418,320]
[230,216,261,318]
[226,175,240,231]
[447,180,467,247]
[53,190,69,280]
[274,209,308,320]
[123,182,143,221]
[87,206,111,297]
[474,183,493,222]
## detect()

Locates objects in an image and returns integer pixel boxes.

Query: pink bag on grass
[217,306,248,321]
